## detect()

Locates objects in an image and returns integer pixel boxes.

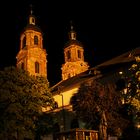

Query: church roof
[93,47,140,69]
[22,24,42,33]
[50,47,140,94]
[64,40,83,48]
[21,12,43,34]
[50,69,101,95]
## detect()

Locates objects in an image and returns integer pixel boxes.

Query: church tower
[61,24,89,80]
[16,9,47,78]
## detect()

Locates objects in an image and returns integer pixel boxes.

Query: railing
[54,128,98,140]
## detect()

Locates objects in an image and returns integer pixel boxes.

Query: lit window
[35,62,39,73]
[32,18,35,24]
[34,35,38,45]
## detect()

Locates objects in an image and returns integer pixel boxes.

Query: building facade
[61,24,89,80]
[16,9,140,140]
[16,11,47,78]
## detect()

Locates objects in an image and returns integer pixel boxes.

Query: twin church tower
[16,10,89,83]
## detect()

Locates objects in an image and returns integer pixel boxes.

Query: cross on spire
[30,4,33,15]
[70,20,74,31]
[69,20,76,40]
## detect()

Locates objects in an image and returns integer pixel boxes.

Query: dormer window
[34,35,38,45]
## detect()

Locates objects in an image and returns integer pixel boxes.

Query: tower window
[71,32,76,40]
[22,36,26,49]
[21,62,24,70]
[35,62,39,73]
[78,50,81,58]
[68,73,71,79]
[67,50,71,59]
[29,17,35,25]
[32,18,35,24]
[34,35,38,45]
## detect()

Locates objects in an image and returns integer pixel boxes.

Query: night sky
[1,1,140,86]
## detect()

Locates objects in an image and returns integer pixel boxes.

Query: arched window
[22,36,26,49]
[35,62,39,73]
[34,35,38,45]
[21,62,24,70]
[54,101,58,109]
[68,73,71,79]
[67,50,71,59]
[78,50,81,58]
[31,18,35,24]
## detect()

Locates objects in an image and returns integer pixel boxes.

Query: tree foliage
[70,79,128,140]
[123,56,140,113]
[0,66,55,139]
[35,112,57,140]
[70,56,140,140]
[119,56,140,139]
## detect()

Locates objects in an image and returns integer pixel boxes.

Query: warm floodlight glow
[119,71,123,75]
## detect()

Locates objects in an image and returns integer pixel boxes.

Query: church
[16,9,140,140]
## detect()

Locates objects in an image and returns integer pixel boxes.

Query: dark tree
[70,80,128,140]
[0,66,55,140]
[119,56,140,140]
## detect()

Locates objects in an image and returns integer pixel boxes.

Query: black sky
[1,1,140,86]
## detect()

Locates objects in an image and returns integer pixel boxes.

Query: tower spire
[62,21,89,80]
[16,6,47,78]
[28,4,35,25]
[69,20,76,40]
[70,20,74,31]
[30,4,33,15]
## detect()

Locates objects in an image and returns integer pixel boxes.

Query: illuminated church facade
[16,12,47,78]
[16,11,89,81]
[16,10,140,140]
[16,10,95,139]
